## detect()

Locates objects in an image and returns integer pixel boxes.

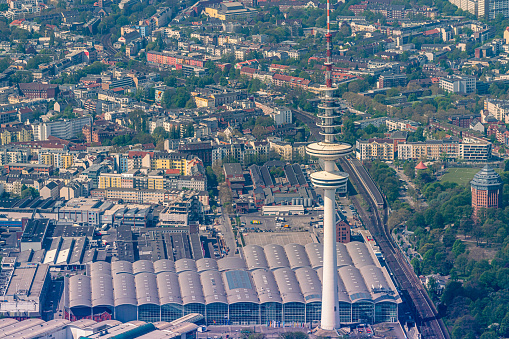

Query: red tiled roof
[424,29,440,35]
[272,73,310,86]
[240,67,257,74]
[415,161,427,170]
[128,150,154,158]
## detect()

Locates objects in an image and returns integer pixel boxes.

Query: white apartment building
[97,92,132,105]
[448,0,478,15]
[484,98,509,122]
[356,139,395,161]
[439,75,476,94]
[0,148,29,165]
[32,117,93,141]
[385,118,419,132]
[270,107,293,126]
[398,141,491,161]
[459,142,492,161]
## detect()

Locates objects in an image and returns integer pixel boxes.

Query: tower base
[312,327,351,337]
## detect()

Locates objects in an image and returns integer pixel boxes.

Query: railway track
[292,108,449,338]
[340,158,449,339]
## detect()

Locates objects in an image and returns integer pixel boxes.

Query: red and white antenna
[325,0,333,88]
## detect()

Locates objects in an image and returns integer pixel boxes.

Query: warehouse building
[0,262,50,318]
[64,241,400,326]
[0,314,199,339]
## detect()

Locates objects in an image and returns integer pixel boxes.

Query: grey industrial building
[250,163,316,208]
[64,241,400,326]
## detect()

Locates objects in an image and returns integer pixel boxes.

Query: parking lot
[240,211,322,232]
[337,196,362,227]
[242,231,316,246]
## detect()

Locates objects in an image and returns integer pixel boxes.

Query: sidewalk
[389,164,428,209]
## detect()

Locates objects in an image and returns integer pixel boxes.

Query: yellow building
[152,157,188,175]
[355,139,395,161]
[204,7,224,20]
[194,96,214,108]
[38,152,75,169]
[148,176,165,190]
[39,153,53,167]
[61,154,73,169]
[269,141,293,161]
[0,126,33,145]
[204,2,257,21]
[99,174,122,189]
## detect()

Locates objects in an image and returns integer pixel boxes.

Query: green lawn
[440,167,502,186]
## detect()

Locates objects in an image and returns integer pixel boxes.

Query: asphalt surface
[220,214,237,256]
[44,279,64,321]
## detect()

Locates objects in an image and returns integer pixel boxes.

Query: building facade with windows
[471,165,502,217]
[64,241,400,325]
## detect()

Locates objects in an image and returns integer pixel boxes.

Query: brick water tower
[471,165,503,218]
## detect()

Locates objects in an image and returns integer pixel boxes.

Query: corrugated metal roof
[250,268,282,304]
[196,258,218,273]
[200,270,228,304]
[0,319,44,336]
[178,270,205,305]
[135,272,160,305]
[175,258,197,273]
[263,244,290,270]
[304,243,323,269]
[338,266,371,302]
[336,243,354,268]
[284,244,310,269]
[133,260,155,275]
[156,271,182,305]
[345,242,375,268]
[273,267,304,304]
[91,272,114,307]
[294,267,321,303]
[69,275,92,308]
[153,259,175,274]
[113,273,137,306]
[222,270,258,304]
[112,260,133,275]
[243,245,269,271]
[217,257,246,272]
[89,261,111,275]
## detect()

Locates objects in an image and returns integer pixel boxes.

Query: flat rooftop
[59,198,113,212]
[20,219,50,243]
[5,263,49,297]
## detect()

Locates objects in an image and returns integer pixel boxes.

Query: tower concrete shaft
[320,161,340,330]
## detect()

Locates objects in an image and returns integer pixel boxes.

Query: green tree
[49,31,55,46]
[152,126,169,142]
[280,332,308,339]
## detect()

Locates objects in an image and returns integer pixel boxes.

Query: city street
[199,324,312,339]
[389,164,428,210]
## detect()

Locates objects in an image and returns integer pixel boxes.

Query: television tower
[306,0,353,331]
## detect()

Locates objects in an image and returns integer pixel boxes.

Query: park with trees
[362,157,509,338]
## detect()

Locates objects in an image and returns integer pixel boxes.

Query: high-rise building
[471,165,502,218]
[448,0,509,19]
